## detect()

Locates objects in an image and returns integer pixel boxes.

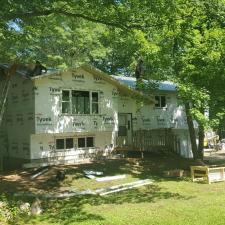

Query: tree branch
[3,9,161,30]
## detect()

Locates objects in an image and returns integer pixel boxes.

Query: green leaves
[0,0,224,132]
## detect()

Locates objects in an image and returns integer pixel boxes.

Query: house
[0,64,193,168]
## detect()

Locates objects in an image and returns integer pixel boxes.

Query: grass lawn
[2,154,225,225]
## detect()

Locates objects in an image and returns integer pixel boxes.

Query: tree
[0,0,225,159]
[158,0,225,158]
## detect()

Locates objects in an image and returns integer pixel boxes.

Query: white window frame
[61,89,100,115]
[61,89,72,114]
[155,95,166,108]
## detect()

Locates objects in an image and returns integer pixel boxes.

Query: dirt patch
[0,156,199,195]
[0,166,78,194]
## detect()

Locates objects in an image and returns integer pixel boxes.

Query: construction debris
[14,179,153,199]
[30,166,49,180]
[96,174,126,182]
[96,179,153,196]
[84,170,103,179]
[84,170,103,175]
[83,170,126,182]
[85,174,96,179]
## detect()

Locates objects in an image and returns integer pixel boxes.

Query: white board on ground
[96,174,126,182]
[85,174,96,179]
[13,179,153,198]
[96,179,153,196]
[83,170,103,176]
[30,167,49,180]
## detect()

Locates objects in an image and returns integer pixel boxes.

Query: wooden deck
[115,129,181,155]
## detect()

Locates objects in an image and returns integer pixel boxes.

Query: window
[56,138,74,150]
[56,137,94,149]
[72,90,90,114]
[155,96,166,108]
[66,138,73,149]
[62,90,71,113]
[56,139,65,149]
[78,137,94,148]
[78,138,86,148]
[87,137,94,147]
[62,90,99,114]
[92,92,99,114]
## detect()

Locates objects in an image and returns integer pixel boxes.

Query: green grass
[2,155,225,225]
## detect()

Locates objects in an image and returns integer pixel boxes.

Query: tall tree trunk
[184,102,199,159]
[197,108,205,159]
[198,123,204,159]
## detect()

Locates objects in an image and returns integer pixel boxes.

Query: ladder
[0,64,18,127]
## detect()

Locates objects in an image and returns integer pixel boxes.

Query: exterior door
[118,113,132,147]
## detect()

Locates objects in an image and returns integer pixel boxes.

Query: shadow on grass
[12,183,192,225]
[2,154,198,224]
[0,153,198,194]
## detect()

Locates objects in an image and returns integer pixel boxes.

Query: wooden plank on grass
[30,167,49,180]
[96,175,126,182]
[96,179,153,196]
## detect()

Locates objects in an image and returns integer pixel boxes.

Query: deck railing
[116,129,181,155]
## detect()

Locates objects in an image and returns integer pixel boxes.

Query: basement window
[78,138,86,148]
[66,138,74,149]
[155,96,166,108]
[87,137,94,147]
[56,138,74,150]
[78,137,94,148]
[56,139,65,150]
